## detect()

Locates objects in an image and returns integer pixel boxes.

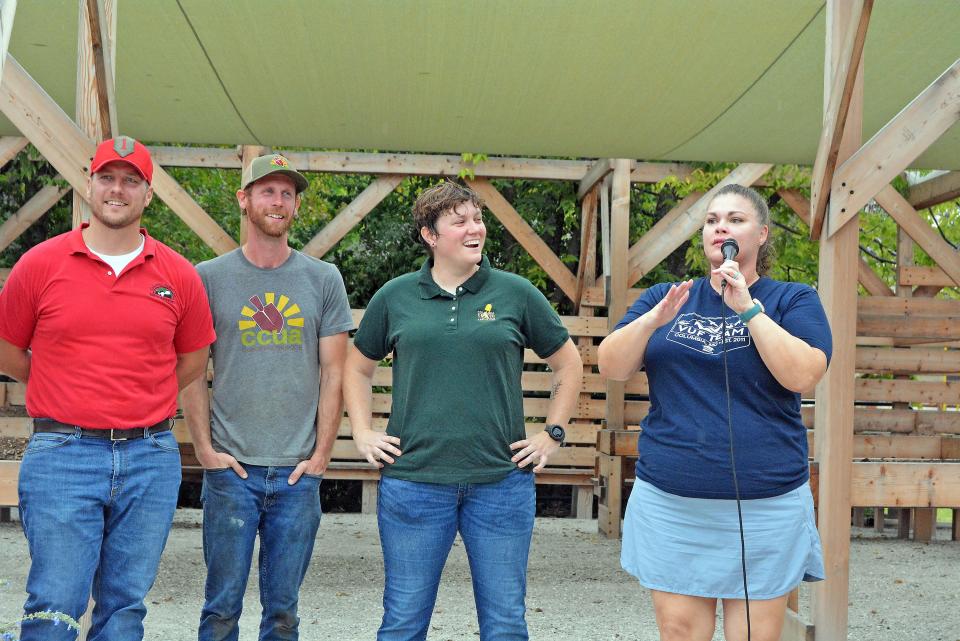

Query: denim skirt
[621,479,824,600]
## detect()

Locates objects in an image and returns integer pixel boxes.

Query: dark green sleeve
[521,281,569,358]
[352,286,390,361]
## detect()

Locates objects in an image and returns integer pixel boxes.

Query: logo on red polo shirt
[153,284,174,300]
[238,292,304,349]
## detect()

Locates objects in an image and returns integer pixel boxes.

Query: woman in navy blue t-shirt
[598,184,832,641]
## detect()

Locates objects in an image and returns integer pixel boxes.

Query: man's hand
[287,456,326,485]
[196,448,247,479]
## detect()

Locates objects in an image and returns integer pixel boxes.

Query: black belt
[32,418,172,441]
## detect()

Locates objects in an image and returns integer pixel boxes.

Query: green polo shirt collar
[416,255,491,299]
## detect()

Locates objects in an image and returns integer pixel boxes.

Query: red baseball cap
[90,136,154,184]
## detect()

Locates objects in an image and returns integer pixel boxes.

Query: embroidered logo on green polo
[477,304,496,321]
[238,292,305,349]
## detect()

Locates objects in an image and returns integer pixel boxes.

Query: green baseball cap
[242,154,309,193]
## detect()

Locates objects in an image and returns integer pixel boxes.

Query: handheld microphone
[721,238,739,263]
[720,239,739,289]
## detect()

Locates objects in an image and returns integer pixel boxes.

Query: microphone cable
[720,279,751,641]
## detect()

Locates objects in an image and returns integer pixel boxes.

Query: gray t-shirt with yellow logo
[197,248,353,466]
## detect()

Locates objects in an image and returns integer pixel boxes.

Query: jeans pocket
[303,473,324,480]
[148,430,180,453]
[24,432,74,454]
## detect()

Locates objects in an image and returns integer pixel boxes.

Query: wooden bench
[1,312,609,518]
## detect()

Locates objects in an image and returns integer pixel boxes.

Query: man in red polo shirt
[0,136,215,641]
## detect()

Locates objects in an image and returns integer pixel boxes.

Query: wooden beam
[577,159,613,201]
[466,178,578,302]
[1,54,95,192]
[828,58,960,238]
[83,0,117,138]
[808,0,872,240]
[850,462,960,507]
[0,54,237,255]
[0,135,26,168]
[151,166,239,255]
[631,162,693,184]
[779,189,892,296]
[627,164,771,285]
[604,159,632,431]
[812,2,863,637]
[856,346,960,374]
[626,191,702,286]
[302,175,404,259]
[288,151,595,181]
[149,145,245,168]
[0,0,15,85]
[0,180,71,252]
[898,265,956,288]
[875,185,960,287]
[909,171,960,210]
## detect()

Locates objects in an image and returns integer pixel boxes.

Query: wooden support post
[361,479,378,514]
[239,145,269,245]
[808,0,872,240]
[596,454,623,538]
[73,0,115,228]
[302,175,404,259]
[897,508,912,539]
[913,507,936,541]
[574,187,598,313]
[812,2,862,638]
[952,509,959,541]
[604,160,631,431]
[0,180,71,252]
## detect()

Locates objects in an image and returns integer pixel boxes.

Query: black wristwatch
[545,424,566,445]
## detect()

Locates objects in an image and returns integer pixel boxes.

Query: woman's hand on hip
[353,428,402,468]
[510,431,560,473]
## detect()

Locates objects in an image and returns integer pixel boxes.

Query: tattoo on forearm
[551,381,562,399]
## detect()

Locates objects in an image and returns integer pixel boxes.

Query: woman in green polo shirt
[344,181,583,641]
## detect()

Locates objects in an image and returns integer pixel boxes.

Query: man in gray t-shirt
[182,154,353,641]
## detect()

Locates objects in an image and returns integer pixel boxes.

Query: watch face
[547,425,565,441]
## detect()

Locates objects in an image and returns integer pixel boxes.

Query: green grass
[937,508,955,524]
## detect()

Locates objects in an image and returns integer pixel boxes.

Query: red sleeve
[173,264,216,354]
[0,254,41,349]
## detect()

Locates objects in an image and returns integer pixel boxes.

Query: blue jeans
[17,427,181,641]
[377,469,536,641]
[198,464,322,641]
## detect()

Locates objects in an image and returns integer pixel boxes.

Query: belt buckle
[109,428,131,441]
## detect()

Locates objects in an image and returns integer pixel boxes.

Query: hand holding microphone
[719,238,740,288]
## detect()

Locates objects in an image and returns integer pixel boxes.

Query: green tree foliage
[3,148,958,309]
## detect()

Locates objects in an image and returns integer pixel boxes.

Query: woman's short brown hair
[411,181,485,253]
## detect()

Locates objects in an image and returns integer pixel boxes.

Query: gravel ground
[0,510,957,641]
